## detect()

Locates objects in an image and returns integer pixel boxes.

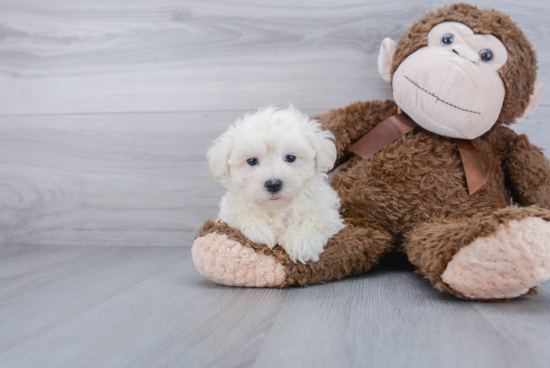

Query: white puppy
[207,105,345,263]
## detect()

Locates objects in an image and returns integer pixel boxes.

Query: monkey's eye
[479,49,493,63]
[285,155,296,163]
[247,158,258,166]
[441,34,455,46]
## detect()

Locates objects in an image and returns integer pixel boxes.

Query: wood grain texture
[0,246,549,368]
[1,2,550,367]
[1,107,548,247]
[0,107,550,246]
[0,0,548,115]
[0,109,322,247]
[0,0,549,247]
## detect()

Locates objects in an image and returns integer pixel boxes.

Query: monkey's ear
[515,81,543,123]
[378,38,397,84]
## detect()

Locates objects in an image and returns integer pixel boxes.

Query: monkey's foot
[442,217,550,299]
[192,232,286,287]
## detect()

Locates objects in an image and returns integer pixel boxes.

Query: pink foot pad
[192,232,286,287]
[442,217,550,299]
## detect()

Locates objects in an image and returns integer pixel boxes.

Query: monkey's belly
[332,133,508,233]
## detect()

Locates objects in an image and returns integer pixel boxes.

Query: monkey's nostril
[265,179,283,193]
[451,44,480,63]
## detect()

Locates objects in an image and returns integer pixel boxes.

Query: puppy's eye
[247,158,258,166]
[285,155,296,163]
[441,34,454,46]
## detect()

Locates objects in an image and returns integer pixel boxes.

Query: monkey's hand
[504,128,550,209]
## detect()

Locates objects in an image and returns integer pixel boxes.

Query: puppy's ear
[308,122,337,172]
[207,130,232,181]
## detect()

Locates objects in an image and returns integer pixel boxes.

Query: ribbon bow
[349,107,487,195]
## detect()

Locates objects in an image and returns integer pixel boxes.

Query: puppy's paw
[241,225,277,248]
[279,236,325,264]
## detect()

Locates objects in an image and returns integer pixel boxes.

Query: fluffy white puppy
[207,105,345,263]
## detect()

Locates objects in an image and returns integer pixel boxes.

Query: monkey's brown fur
[195,4,550,299]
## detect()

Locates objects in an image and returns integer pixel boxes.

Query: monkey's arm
[313,99,397,168]
[503,129,550,208]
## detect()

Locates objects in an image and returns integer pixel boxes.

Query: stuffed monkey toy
[192,3,550,300]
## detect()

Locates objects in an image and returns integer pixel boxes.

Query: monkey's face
[392,22,508,139]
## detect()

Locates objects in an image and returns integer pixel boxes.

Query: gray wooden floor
[1,1,550,367]
[1,246,550,368]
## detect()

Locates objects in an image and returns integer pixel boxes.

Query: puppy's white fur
[207,105,345,263]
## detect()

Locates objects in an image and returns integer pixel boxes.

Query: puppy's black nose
[265,179,283,193]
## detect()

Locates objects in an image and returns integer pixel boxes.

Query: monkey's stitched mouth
[404,76,481,115]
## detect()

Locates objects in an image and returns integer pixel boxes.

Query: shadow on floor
[374,251,416,271]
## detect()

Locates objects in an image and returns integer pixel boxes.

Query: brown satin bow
[349,107,487,195]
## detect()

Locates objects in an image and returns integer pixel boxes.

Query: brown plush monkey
[192,3,550,300]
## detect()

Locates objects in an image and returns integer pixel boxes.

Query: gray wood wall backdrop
[0,0,549,247]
